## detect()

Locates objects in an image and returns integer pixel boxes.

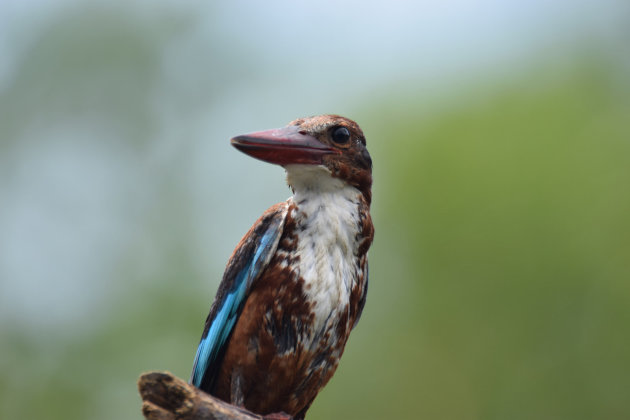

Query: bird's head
[231,115,372,203]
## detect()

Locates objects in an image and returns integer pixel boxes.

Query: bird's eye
[331,127,351,145]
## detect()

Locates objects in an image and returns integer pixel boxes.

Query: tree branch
[138,371,275,420]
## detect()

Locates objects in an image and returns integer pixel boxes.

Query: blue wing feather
[191,206,286,389]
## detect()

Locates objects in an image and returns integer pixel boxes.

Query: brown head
[231,115,372,204]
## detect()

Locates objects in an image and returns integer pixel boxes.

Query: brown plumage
[191,115,374,419]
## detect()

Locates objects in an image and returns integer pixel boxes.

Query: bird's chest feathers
[288,185,362,335]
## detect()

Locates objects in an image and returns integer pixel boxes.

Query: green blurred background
[1,1,629,419]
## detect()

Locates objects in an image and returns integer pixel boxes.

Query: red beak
[230,126,339,166]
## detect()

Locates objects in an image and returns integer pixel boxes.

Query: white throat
[285,164,347,194]
[284,164,363,339]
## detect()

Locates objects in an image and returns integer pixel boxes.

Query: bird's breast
[279,185,364,348]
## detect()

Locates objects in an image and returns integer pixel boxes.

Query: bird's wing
[191,202,288,390]
[352,260,368,330]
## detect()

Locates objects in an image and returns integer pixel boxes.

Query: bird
[190,115,374,419]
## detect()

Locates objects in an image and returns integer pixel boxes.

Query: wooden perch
[138,371,293,420]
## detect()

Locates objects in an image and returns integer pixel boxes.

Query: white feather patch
[284,165,362,346]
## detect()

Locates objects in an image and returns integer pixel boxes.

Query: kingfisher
[191,115,374,419]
